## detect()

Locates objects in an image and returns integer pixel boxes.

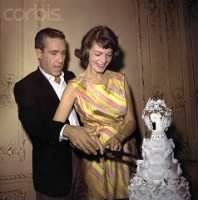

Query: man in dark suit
[14,27,99,200]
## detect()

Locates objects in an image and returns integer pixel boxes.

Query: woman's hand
[104,135,123,151]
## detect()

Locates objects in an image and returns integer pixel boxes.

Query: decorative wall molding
[0,139,26,161]
[0,173,32,182]
[144,0,177,14]
[0,73,16,107]
[165,0,176,11]
[171,88,185,109]
[144,0,158,15]
[0,189,26,200]
[152,86,164,99]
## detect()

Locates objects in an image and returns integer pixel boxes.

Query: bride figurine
[142,98,172,140]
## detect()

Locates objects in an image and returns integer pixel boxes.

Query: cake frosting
[128,98,191,200]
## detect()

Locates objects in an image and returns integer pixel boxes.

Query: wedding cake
[128,98,191,200]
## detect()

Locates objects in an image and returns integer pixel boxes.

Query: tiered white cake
[128,99,191,200]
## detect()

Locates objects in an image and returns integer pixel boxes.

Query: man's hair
[75,25,120,68]
[35,27,66,50]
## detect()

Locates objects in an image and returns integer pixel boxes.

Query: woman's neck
[83,69,109,85]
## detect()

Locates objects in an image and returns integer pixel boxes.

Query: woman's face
[87,42,113,73]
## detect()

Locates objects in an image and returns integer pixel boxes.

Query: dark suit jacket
[14,68,75,197]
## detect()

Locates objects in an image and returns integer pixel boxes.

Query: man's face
[36,37,67,77]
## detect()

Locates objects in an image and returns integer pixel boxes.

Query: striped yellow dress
[70,70,132,200]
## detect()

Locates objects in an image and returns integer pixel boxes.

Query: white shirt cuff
[59,124,68,142]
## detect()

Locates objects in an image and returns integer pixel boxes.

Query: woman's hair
[75,25,120,68]
[35,27,66,50]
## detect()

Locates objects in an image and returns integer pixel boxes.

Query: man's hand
[63,125,101,155]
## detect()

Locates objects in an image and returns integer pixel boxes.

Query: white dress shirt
[39,67,79,140]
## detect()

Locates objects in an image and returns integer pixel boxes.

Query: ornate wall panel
[0,0,38,198]
[0,0,24,171]
[136,0,197,156]
[186,0,198,146]
[0,177,35,199]
[136,0,197,198]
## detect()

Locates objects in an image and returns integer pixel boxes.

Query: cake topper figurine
[142,98,172,133]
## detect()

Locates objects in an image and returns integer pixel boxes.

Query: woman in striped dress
[53,25,136,200]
